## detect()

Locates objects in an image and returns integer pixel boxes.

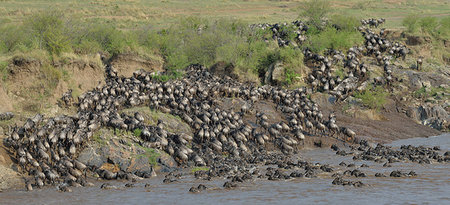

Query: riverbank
[0,134,448,204]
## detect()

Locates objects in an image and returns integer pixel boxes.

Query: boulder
[209,61,238,80]
[77,146,107,168]
[265,61,285,85]
[418,105,448,121]
[413,105,450,131]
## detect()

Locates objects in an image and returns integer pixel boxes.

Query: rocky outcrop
[77,127,178,177]
[209,61,238,80]
[407,105,449,131]
[264,61,285,85]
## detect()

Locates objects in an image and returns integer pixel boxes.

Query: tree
[299,0,331,30]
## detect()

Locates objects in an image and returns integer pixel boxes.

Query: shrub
[81,24,129,55]
[0,61,8,81]
[402,14,419,33]
[0,25,30,53]
[354,85,389,110]
[304,26,364,53]
[40,64,62,90]
[419,17,439,36]
[279,47,304,84]
[133,128,142,137]
[73,39,103,54]
[330,15,360,32]
[334,68,345,79]
[437,17,450,40]
[299,0,331,30]
[26,11,72,55]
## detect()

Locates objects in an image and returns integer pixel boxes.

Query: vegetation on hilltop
[0,0,448,115]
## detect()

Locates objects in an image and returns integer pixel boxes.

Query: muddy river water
[1,134,449,205]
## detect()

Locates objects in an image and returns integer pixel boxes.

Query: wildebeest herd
[253,18,412,101]
[2,18,447,192]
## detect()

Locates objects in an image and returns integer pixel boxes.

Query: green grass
[0,0,447,31]
[191,166,210,173]
[92,129,107,145]
[0,61,8,81]
[413,86,449,100]
[354,85,389,110]
[334,68,346,79]
[137,145,160,167]
[133,128,142,138]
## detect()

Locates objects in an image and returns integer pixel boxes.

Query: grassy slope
[0,0,448,30]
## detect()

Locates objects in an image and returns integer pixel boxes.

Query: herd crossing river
[0,134,448,205]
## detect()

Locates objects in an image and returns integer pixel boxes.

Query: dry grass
[0,0,446,30]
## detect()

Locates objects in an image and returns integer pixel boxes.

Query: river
[1,133,449,205]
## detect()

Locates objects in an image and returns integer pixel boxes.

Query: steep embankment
[0,53,163,191]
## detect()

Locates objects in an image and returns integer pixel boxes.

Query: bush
[354,85,389,110]
[80,24,130,55]
[73,39,103,55]
[437,17,450,40]
[304,26,364,53]
[403,15,447,39]
[0,61,8,81]
[402,14,419,33]
[26,11,72,56]
[419,17,439,36]
[133,128,142,137]
[279,47,304,84]
[299,0,331,30]
[0,25,30,53]
[330,15,360,32]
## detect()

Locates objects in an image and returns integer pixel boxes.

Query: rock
[108,149,132,172]
[209,61,238,80]
[0,112,14,121]
[127,156,152,175]
[418,105,448,121]
[265,61,285,85]
[421,80,432,88]
[77,146,107,168]
[409,76,422,90]
[405,35,425,46]
[406,107,419,121]
[158,153,177,169]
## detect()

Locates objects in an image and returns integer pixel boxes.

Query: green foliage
[0,25,30,53]
[191,166,210,173]
[0,61,8,81]
[354,85,389,110]
[92,130,106,145]
[438,17,450,40]
[151,70,183,82]
[133,128,142,137]
[299,0,331,30]
[402,14,420,33]
[27,11,72,56]
[304,26,364,53]
[148,17,253,71]
[413,86,448,99]
[73,39,103,55]
[80,24,130,55]
[403,15,448,40]
[330,15,360,32]
[279,47,304,84]
[137,145,160,166]
[419,17,439,35]
[334,68,345,79]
